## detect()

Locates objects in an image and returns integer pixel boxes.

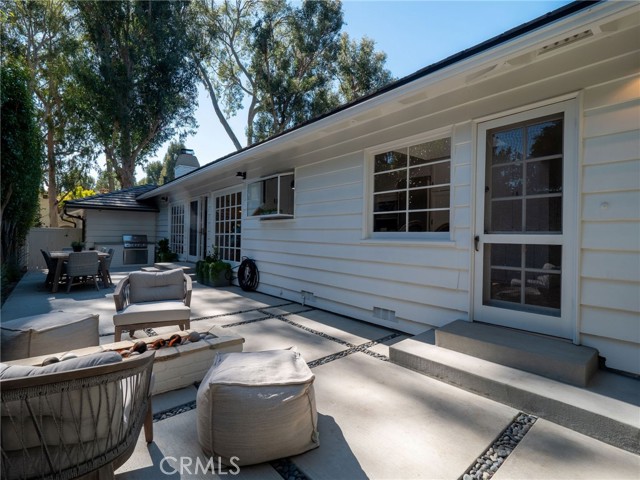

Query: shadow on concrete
[292,413,367,480]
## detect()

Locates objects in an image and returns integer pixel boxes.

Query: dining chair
[65,251,100,292]
[99,248,115,287]
[40,250,56,288]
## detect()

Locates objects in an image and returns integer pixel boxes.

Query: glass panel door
[474,100,577,339]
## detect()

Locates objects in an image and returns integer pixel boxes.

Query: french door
[187,197,208,262]
[473,100,578,339]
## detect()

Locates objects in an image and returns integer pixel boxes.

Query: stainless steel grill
[122,234,148,265]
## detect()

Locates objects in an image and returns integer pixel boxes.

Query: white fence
[25,227,82,270]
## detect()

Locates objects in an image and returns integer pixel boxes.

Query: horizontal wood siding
[243,129,471,331]
[580,75,640,374]
[85,210,156,268]
[157,204,169,242]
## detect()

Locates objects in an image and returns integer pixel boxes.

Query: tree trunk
[47,126,58,227]
[106,156,115,191]
[196,59,242,151]
[117,157,136,188]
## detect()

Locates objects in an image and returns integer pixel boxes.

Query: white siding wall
[85,210,157,268]
[243,125,473,333]
[157,203,169,242]
[580,75,640,374]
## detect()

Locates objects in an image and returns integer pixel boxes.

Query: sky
[135,0,572,180]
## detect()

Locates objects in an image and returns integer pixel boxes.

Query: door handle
[474,235,480,252]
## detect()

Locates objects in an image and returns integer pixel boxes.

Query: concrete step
[153,262,195,275]
[435,319,598,387]
[389,330,640,454]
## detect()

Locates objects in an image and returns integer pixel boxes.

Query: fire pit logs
[114,331,215,358]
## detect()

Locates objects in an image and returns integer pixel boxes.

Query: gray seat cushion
[0,351,122,379]
[0,312,99,361]
[113,301,191,326]
[128,269,185,304]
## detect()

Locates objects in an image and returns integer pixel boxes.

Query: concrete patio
[2,268,639,479]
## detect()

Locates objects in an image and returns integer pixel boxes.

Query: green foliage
[156,238,179,262]
[57,185,97,210]
[139,161,163,186]
[159,141,186,185]
[336,33,394,102]
[71,240,85,251]
[95,167,121,193]
[3,0,98,227]
[196,246,231,287]
[74,0,199,188]
[1,58,43,264]
[192,0,394,147]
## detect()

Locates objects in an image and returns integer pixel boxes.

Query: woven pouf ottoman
[196,349,319,466]
[0,312,99,361]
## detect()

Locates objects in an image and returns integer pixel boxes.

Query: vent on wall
[301,290,315,306]
[373,307,397,323]
[538,30,593,55]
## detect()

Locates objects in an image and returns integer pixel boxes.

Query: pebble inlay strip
[461,412,537,480]
[150,302,402,480]
[271,459,309,480]
[152,401,197,422]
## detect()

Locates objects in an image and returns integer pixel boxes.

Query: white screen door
[473,100,577,339]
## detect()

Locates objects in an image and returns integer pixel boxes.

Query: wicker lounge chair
[0,351,154,479]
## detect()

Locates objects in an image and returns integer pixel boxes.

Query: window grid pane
[487,115,563,233]
[170,204,185,255]
[373,138,450,233]
[214,192,242,262]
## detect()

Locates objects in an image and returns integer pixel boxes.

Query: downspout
[62,207,85,242]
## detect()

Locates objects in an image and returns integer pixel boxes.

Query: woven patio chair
[66,251,100,293]
[40,249,56,288]
[0,351,155,480]
[98,248,115,287]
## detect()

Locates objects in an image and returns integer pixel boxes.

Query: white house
[73,1,639,376]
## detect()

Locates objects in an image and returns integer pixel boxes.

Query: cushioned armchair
[113,269,192,341]
[1,351,155,480]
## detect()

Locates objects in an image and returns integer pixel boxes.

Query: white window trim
[213,188,243,263]
[169,202,186,256]
[247,171,295,220]
[364,127,454,240]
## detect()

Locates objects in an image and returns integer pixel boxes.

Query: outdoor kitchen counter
[5,326,245,395]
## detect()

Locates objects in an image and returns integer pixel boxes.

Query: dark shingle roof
[64,184,159,212]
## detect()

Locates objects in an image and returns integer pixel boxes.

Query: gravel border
[461,413,537,480]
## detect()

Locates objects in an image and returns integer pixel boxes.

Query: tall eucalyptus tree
[74,0,199,188]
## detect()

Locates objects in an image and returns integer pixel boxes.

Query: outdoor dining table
[49,250,111,293]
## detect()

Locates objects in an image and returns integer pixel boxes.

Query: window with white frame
[214,191,242,262]
[247,172,294,218]
[372,137,451,234]
[170,203,185,255]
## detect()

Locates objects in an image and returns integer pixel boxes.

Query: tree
[1,58,43,266]
[140,161,163,186]
[336,33,394,102]
[95,168,121,193]
[2,0,97,227]
[74,0,199,188]
[192,0,394,147]
[159,141,186,184]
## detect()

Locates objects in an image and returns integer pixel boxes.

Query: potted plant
[156,238,178,262]
[71,241,84,252]
[196,247,231,287]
